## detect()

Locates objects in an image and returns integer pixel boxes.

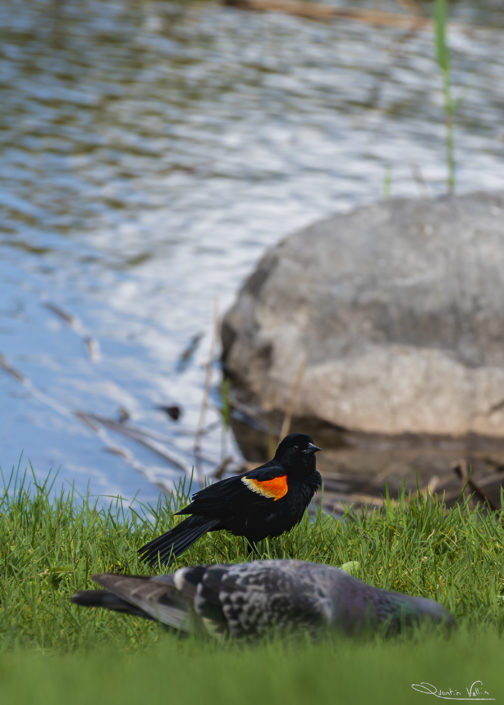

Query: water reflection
[1,0,503,501]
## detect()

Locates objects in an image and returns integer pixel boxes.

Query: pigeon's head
[275,433,320,473]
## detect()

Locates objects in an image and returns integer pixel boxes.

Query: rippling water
[1,0,503,501]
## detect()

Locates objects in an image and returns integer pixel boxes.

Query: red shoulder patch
[241,475,288,501]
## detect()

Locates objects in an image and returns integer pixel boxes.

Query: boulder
[222,192,504,438]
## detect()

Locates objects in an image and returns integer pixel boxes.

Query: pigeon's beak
[302,442,321,454]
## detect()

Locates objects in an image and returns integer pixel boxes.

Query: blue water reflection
[1,0,503,502]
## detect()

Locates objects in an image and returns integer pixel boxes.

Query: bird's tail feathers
[71,588,151,619]
[72,574,191,631]
[138,516,220,567]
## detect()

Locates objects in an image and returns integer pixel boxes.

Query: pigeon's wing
[175,560,333,638]
[177,460,290,517]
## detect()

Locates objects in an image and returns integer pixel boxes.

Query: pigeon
[138,433,322,568]
[71,559,455,638]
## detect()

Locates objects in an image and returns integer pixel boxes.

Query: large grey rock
[222,192,504,438]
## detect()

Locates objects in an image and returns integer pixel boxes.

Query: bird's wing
[177,461,290,516]
[176,560,333,638]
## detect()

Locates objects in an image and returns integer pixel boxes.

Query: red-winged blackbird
[138,433,322,567]
[71,559,455,638]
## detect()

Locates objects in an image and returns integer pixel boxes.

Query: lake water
[1,0,504,503]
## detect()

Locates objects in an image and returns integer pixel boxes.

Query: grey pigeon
[71,559,454,638]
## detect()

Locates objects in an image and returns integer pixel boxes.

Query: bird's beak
[302,442,321,454]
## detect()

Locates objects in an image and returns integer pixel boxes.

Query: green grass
[1,467,503,703]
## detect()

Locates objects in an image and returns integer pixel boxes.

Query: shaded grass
[0,627,503,705]
[1,467,503,702]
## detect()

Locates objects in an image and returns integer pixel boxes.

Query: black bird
[138,433,322,567]
[71,559,455,638]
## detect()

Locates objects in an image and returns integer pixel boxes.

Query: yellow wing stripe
[241,475,288,501]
